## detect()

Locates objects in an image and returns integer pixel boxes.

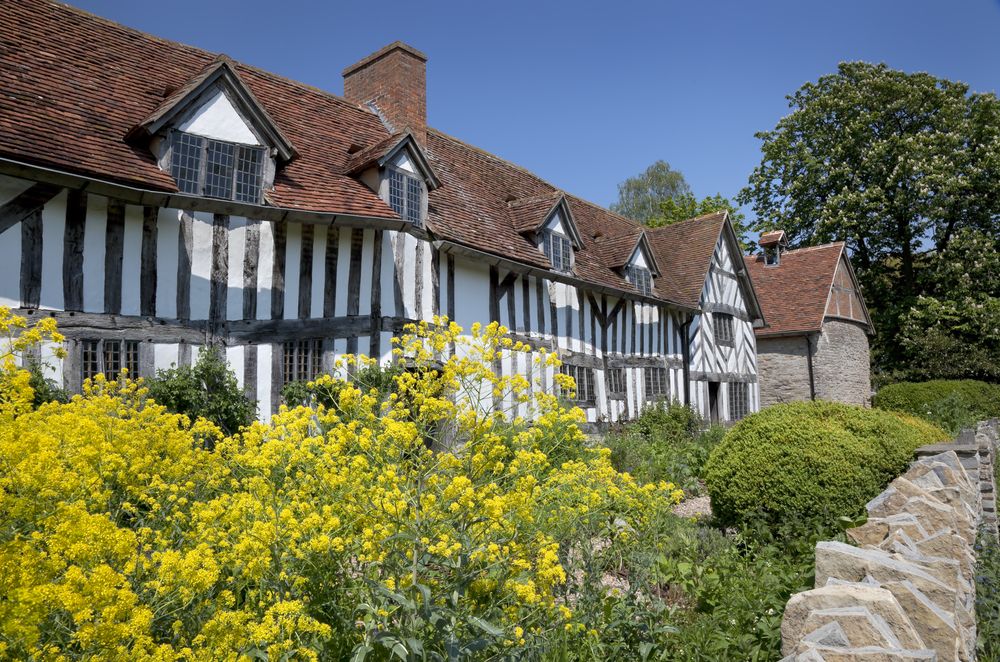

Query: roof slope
[743,243,847,336]
[1,0,702,309]
[645,212,728,309]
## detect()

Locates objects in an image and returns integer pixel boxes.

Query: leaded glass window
[728,382,749,421]
[169,130,266,203]
[714,313,735,346]
[542,231,572,272]
[606,367,626,398]
[81,339,141,383]
[388,168,423,226]
[559,364,595,405]
[282,339,322,385]
[644,366,669,400]
[625,265,652,295]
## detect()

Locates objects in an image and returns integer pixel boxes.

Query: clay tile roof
[592,230,642,269]
[645,212,728,309]
[507,193,564,234]
[3,0,701,309]
[743,243,846,336]
[343,132,407,175]
[758,230,786,247]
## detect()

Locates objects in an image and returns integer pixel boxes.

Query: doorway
[708,382,721,425]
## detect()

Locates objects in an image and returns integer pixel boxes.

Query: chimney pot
[343,41,427,144]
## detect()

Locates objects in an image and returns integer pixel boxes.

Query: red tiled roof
[507,193,563,234]
[743,243,846,336]
[0,0,697,308]
[646,212,728,309]
[758,230,786,247]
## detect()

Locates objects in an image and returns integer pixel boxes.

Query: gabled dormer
[758,230,788,267]
[622,234,661,296]
[127,56,296,205]
[508,194,583,274]
[345,132,440,227]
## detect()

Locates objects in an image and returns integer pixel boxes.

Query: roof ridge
[49,0,383,123]
[427,127,642,234]
[783,241,845,254]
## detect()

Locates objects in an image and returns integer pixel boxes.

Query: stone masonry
[757,318,871,409]
[780,420,998,661]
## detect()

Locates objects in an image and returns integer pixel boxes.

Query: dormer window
[625,265,652,295]
[388,167,424,226]
[169,130,266,203]
[764,246,780,266]
[542,230,572,272]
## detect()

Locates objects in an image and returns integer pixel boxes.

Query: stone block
[879,580,964,662]
[782,583,926,657]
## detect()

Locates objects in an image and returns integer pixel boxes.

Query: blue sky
[70,1,1000,220]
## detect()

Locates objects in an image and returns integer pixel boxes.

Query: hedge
[704,401,949,529]
[873,379,1000,433]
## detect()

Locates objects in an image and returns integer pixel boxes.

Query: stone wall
[757,318,871,409]
[757,334,813,407]
[780,420,998,661]
[813,319,872,407]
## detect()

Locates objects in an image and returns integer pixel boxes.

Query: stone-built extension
[745,231,874,408]
[780,420,999,661]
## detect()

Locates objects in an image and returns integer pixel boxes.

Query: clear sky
[68,0,1000,220]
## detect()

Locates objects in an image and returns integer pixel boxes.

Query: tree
[145,346,257,436]
[610,160,691,222]
[896,230,1000,382]
[650,192,751,249]
[739,62,1000,371]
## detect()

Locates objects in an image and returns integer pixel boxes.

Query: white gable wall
[177,88,260,145]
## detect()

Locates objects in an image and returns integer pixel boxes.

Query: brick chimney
[343,42,427,143]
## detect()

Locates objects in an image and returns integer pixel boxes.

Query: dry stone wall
[780,420,998,661]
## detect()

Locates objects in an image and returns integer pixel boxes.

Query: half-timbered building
[0,0,764,425]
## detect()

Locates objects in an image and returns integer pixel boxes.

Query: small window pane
[103,340,121,376]
[388,169,405,217]
[728,382,749,421]
[406,176,422,225]
[123,340,140,377]
[714,313,735,345]
[82,340,100,381]
[627,266,652,295]
[644,366,668,400]
[170,132,203,194]
[283,338,323,385]
[235,145,264,203]
[560,364,594,405]
[607,367,625,397]
[205,140,235,199]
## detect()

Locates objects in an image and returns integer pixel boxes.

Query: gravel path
[672,495,712,519]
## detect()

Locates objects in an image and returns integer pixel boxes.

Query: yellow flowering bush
[0,314,681,659]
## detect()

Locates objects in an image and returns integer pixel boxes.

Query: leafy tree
[650,192,751,249]
[896,230,1000,382]
[739,62,1000,370]
[610,160,691,222]
[145,346,256,435]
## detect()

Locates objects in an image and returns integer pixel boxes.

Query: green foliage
[25,357,68,407]
[704,401,949,529]
[874,379,1000,434]
[281,362,405,409]
[144,346,256,435]
[896,230,1000,382]
[976,528,1000,661]
[610,160,691,223]
[739,61,1000,374]
[605,401,722,494]
[649,193,751,251]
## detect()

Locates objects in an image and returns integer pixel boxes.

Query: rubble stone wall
[780,420,998,661]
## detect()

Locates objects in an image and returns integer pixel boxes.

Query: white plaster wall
[256,344,272,419]
[154,343,179,372]
[38,190,67,310]
[283,223,301,320]
[225,345,244,390]
[81,195,107,313]
[256,221,274,320]
[310,225,327,319]
[0,221,21,308]
[120,204,143,316]
[226,218,247,321]
[333,229,351,317]
[358,229,374,316]
[178,88,260,145]
[189,212,213,320]
[155,207,180,319]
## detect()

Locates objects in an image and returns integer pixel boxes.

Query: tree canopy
[610,160,691,222]
[739,61,1000,375]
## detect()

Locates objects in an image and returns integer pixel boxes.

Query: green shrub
[605,402,721,494]
[144,346,256,435]
[874,379,1000,434]
[26,357,68,407]
[704,401,948,529]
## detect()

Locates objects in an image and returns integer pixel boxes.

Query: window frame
[282,338,323,386]
[624,264,652,295]
[764,247,780,266]
[541,230,573,273]
[80,338,141,383]
[714,313,735,347]
[728,382,749,421]
[386,166,425,226]
[606,367,626,400]
[559,363,596,407]
[643,366,669,401]
[169,129,266,204]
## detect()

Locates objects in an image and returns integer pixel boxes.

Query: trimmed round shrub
[704,401,948,528]
[873,379,1000,433]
